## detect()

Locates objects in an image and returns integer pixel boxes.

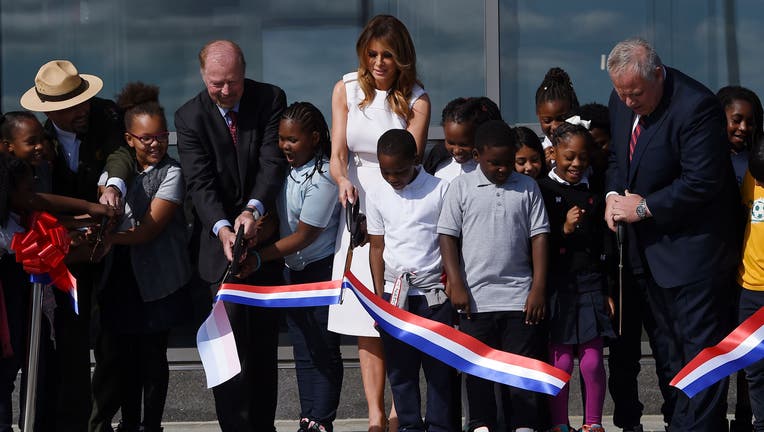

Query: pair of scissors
[220,226,246,283]
[89,216,109,262]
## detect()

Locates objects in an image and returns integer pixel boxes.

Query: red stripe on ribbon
[220,279,343,294]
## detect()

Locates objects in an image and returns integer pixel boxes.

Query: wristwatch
[635,199,648,220]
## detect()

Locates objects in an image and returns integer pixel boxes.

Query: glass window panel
[369,0,486,126]
[500,0,764,126]
[1,0,484,135]
[500,1,648,125]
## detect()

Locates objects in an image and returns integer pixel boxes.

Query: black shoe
[730,419,753,432]
[114,421,141,432]
[624,426,644,432]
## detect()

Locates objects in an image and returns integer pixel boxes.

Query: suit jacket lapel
[627,68,673,186]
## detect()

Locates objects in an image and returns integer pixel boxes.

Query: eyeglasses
[127,131,170,145]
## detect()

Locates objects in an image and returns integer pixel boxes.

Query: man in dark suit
[20,60,132,432]
[175,40,287,432]
[604,38,739,431]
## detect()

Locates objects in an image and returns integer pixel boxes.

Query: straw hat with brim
[20,60,103,112]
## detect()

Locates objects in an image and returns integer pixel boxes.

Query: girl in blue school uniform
[537,122,616,432]
[239,102,342,432]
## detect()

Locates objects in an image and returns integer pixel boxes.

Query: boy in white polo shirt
[438,120,550,432]
[366,128,457,432]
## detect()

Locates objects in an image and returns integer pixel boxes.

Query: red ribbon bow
[10,212,76,294]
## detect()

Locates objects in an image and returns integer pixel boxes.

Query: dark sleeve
[175,107,229,235]
[92,98,132,182]
[605,90,625,194]
[104,145,135,181]
[248,86,287,210]
[645,95,728,229]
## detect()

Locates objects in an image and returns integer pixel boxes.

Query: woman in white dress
[328,14,431,432]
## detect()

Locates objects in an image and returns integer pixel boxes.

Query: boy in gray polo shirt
[438,120,550,432]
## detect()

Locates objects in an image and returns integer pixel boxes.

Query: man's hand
[611,190,647,224]
[234,210,258,246]
[605,194,618,232]
[99,185,123,209]
[445,278,471,319]
[218,226,236,262]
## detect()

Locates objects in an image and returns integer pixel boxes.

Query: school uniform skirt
[548,271,616,345]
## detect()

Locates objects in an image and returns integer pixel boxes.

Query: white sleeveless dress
[327,72,426,336]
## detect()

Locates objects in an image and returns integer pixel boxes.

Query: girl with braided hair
[240,101,342,432]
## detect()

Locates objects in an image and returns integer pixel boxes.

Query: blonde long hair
[355,15,421,121]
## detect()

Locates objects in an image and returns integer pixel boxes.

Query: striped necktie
[226,110,238,146]
[629,117,643,161]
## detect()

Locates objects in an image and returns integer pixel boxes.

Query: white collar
[548,168,589,187]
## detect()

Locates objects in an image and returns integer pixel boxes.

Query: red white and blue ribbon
[216,279,342,308]
[671,306,764,398]
[10,212,78,314]
[197,271,570,394]
[343,272,570,396]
